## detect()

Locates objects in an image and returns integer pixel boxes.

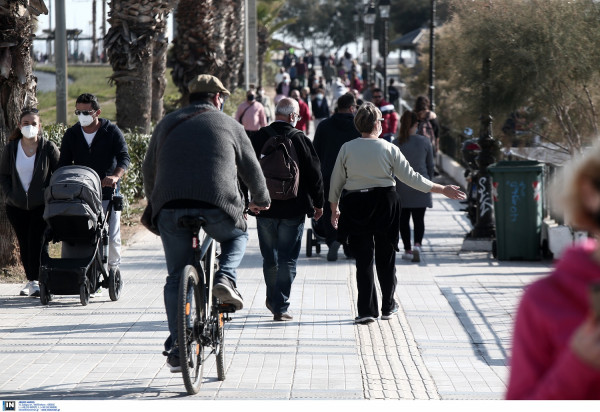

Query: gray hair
[275,98,298,117]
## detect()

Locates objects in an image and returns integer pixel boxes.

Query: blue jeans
[158,207,248,349]
[256,216,305,314]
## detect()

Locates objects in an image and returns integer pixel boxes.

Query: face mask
[78,114,94,127]
[21,125,38,139]
[247,94,255,102]
[316,94,323,100]
[290,119,298,128]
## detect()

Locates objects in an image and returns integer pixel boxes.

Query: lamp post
[363,3,376,86]
[353,10,359,58]
[429,0,436,111]
[379,0,390,100]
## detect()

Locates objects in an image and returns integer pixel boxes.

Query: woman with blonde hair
[329,102,465,324]
[506,143,600,399]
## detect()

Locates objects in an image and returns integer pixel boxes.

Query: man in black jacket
[58,93,130,293]
[312,93,361,261]
[249,97,324,321]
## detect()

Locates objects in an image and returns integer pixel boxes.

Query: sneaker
[401,250,413,261]
[273,312,293,321]
[381,301,399,320]
[327,241,341,261]
[412,246,421,263]
[354,315,376,324]
[90,286,103,297]
[167,353,181,373]
[20,281,40,297]
[212,276,244,310]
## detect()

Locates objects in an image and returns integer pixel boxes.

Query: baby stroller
[305,216,326,257]
[39,165,123,306]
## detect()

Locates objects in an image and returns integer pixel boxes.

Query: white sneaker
[91,286,103,297]
[412,246,421,263]
[20,281,40,297]
[401,251,413,260]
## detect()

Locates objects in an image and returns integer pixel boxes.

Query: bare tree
[170,0,245,104]
[0,0,47,266]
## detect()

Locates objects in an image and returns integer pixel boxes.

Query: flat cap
[188,74,230,96]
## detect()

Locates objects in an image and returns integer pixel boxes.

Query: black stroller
[305,217,326,257]
[39,165,123,306]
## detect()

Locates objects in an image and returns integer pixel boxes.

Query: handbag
[140,106,209,235]
[140,202,159,236]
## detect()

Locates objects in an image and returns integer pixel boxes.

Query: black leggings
[6,204,46,281]
[400,207,426,251]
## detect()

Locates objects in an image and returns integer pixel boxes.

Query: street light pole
[429,0,436,111]
[379,0,391,100]
[363,3,376,87]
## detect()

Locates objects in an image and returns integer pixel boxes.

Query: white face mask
[78,114,94,127]
[21,125,38,139]
[316,93,323,99]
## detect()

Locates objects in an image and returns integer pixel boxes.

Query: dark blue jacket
[311,97,330,119]
[58,118,130,200]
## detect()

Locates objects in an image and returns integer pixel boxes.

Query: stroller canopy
[43,165,104,233]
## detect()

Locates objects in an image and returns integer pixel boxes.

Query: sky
[33,0,173,59]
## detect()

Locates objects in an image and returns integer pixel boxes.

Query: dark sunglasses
[21,107,39,114]
[74,110,96,116]
[372,95,383,99]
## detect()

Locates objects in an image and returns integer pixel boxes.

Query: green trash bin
[488,161,544,260]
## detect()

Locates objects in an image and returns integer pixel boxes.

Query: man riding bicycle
[142,74,270,372]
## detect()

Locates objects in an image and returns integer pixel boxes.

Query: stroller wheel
[306,228,313,257]
[315,242,321,254]
[39,282,50,305]
[80,281,90,306]
[108,267,123,301]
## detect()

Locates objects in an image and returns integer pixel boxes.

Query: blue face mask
[220,96,227,112]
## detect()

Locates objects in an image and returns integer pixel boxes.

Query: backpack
[417,113,436,145]
[259,126,300,200]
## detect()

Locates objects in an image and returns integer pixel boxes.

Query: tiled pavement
[0,189,552,400]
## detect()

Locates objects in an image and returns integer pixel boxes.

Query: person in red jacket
[290,89,311,135]
[506,143,600,399]
[371,88,398,142]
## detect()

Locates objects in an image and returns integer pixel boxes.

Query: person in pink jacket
[506,144,600,399]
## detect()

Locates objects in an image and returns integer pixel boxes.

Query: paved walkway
[0,186,552,401]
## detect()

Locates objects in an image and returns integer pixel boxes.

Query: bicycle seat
[177,215,207,231]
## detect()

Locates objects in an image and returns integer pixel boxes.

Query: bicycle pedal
[218,303,237,314]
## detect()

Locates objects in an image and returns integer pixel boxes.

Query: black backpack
[259,126,300,200]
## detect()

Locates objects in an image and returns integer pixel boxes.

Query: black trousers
[6,204,46,282]
[350,232,397,318]
[399,207,426,251]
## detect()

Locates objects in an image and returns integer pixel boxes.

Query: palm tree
[104,0,175,133]
[170,0,245,104]
[257,0,294,88]
[0,0,47,266]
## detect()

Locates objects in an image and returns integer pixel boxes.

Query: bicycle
[176,215,236,395]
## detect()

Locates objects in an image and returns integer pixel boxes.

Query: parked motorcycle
[461,128,481,225]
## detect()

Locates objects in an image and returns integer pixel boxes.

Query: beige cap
[188,74,230,96]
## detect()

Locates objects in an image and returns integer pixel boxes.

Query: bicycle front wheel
[178,265,207,395]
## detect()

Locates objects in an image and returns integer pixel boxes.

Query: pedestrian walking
[329,103,465,324]
[393,110,434,263]
[415,95,440,162]
[235,89,267,137]
[290,89,311,135]
[248,98,324,321]
[312,93,360,261]
[58,93,130,295]
[506,143,600,399]
[142,74,270,372]
[311,88,330,131]
[0,107,60,297]
[371,88,399,142]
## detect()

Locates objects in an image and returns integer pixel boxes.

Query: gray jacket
[0,136,60,210]
[393,134,434,208]
[142,102,270,231]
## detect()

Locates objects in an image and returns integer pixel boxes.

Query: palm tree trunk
[151,31,168,122]
[105,0,173,133]
[0,1,46,266]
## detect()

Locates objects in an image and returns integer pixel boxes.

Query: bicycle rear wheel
[178,265,207,395]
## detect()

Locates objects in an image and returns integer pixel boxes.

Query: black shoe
[381,301,399,320]
[327,241,341,261]
[354,315,376,324]
[273,312,293,321]
[167,353,181,373]
[212,276,244,310]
